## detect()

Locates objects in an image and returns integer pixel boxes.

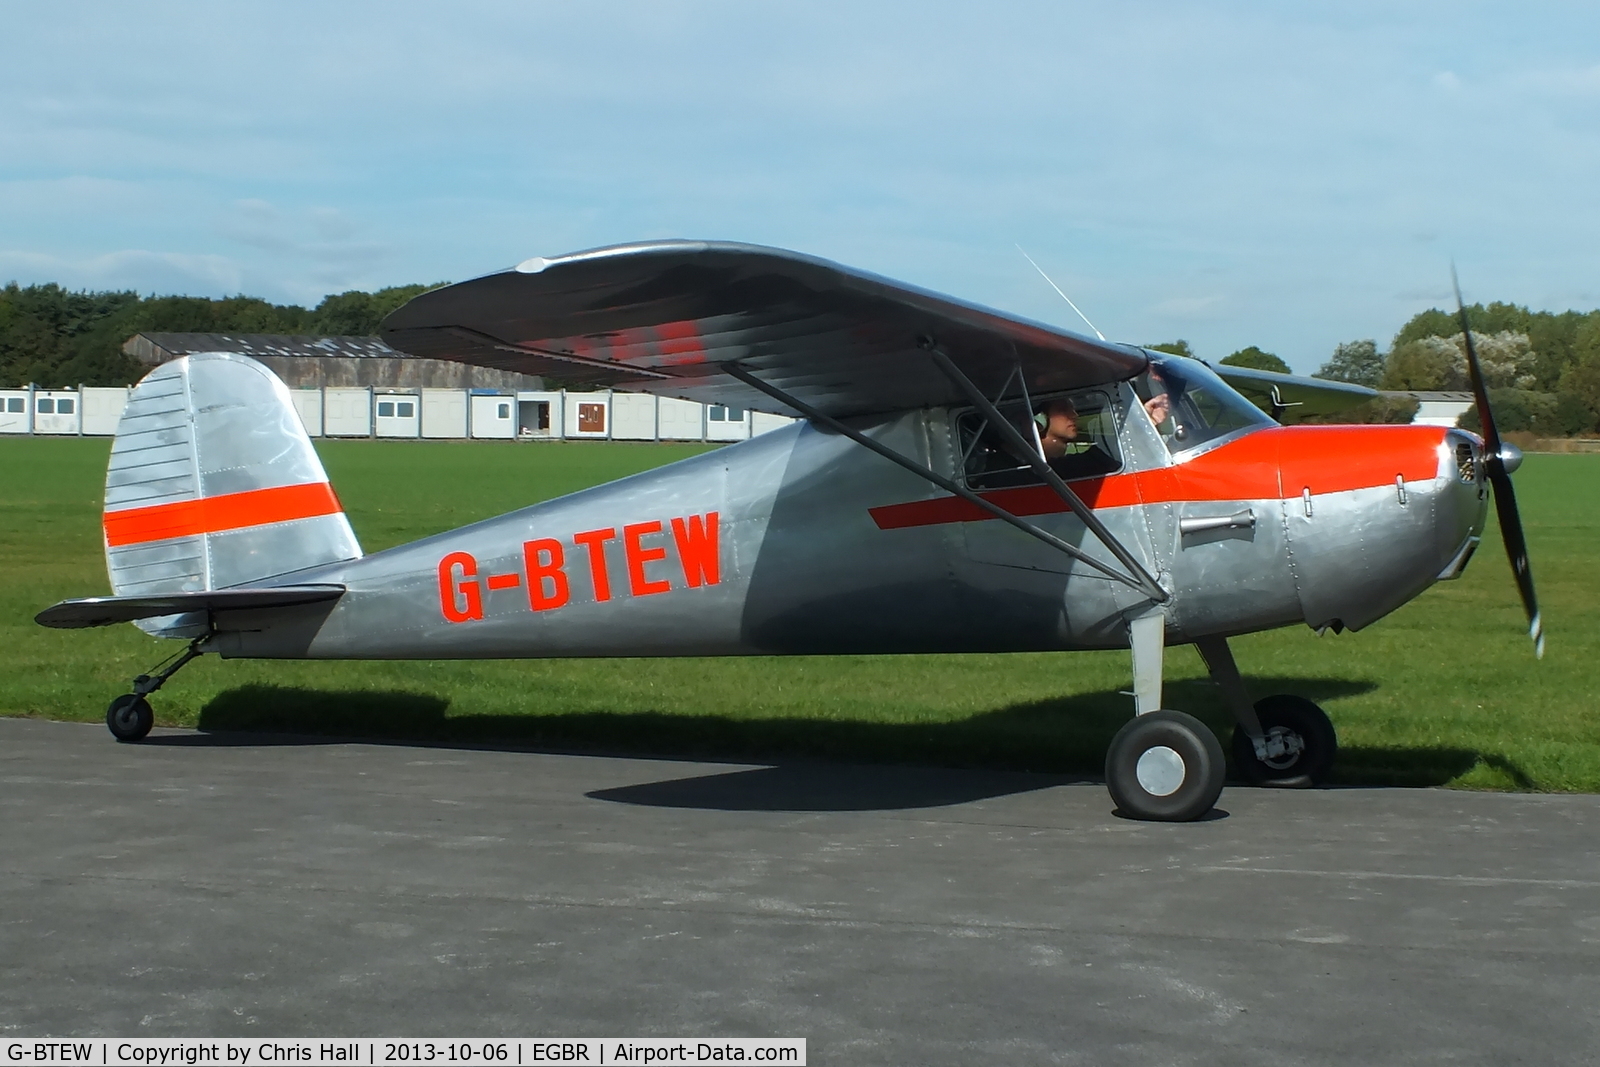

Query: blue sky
[2,2,1596,371]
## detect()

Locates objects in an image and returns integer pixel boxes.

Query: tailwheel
[106,694,154,743]
[103,636,205,743]
[1105,709,1226,822]
[1232,695,1337,787]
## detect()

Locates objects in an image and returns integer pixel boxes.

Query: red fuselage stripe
[104,482,344,547]
[869,425,1448,530]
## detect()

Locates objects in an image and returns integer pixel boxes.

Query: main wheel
[1105,710,1226,822]
[106,694,154,742]
[1231,694,1337,787]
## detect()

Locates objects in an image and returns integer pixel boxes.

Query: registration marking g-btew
[438,511,721,623]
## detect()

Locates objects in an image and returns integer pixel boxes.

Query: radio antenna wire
[1017,244,1106,341]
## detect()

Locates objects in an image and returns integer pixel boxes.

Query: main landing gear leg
[105,637,208,743]
[1105,611,1226,822]
[1195,635,1337,787]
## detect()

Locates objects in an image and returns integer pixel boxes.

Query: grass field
[4,435,1597,791]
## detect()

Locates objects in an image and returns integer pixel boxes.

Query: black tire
[1231,695,1337,787]
[1105,709,1227,822]
[106,694,154,743]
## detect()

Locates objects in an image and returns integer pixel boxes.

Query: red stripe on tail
[104,482,343,547]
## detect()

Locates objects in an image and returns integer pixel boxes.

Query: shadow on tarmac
[585,762,1071,811]
[164,675,1536,793]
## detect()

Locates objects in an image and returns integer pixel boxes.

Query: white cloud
[0,2,1597,366]
[1150,295,1227,319]
[211,199,398,298]
[0,249,243,296]
[1509,63,1600,98]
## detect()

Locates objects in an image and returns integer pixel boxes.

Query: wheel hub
[1254,725,1305,769]
[1135,745,1186,796]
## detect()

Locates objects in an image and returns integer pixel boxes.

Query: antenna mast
[1017,245,1106,341]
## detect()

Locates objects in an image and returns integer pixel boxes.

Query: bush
[1457,390,1558,434]
[1221,346,1291,374]
[1554,393,1597,436]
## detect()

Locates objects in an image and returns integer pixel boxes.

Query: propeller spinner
[1454,271,1545,658]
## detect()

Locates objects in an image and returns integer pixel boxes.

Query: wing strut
[724,364,1168,601]
[925,347,1169,603]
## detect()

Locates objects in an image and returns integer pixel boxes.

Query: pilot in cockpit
[962,392,1121,488]
[1035,397,1119,479]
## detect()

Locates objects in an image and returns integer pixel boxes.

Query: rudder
[104,353,361,635]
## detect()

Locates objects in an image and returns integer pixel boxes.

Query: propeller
[1453,269,1544,658]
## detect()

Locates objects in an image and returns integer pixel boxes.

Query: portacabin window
[497,402,511,419]
[708,405,727,422]
[397,401,415,418]
[6,397,23,413]
[36,398,54,414]
[57,398,74,414]
[377,401,395,418]
[959,389,1122,490]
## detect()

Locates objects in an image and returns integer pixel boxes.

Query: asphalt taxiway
[3,717,1598,1064]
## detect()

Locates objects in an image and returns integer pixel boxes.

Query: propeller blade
[1453,269,1502,470]
[1486,465,1544,657]
[1453,269,1544,658]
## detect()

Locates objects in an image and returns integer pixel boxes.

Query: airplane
[35,241,1541,821]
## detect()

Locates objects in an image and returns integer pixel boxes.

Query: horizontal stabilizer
[35,585,345,630]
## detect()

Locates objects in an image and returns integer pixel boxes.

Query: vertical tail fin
[105,353,361,636]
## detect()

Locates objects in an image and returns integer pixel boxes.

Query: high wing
[381,240,1149,419]
[1211,363,1379,418]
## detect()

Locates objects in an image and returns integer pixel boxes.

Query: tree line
[0,282,435,388]
[4,280,1599,435]
[1152,301,1600,435]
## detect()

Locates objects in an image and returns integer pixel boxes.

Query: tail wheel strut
[104,637,207,743]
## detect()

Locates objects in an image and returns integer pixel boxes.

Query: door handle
[1179,509,1256,535]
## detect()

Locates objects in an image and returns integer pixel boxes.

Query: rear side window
[960,389,1121,489]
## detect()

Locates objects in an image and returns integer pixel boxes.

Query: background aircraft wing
[1210,364,1380,418]
[381,241,1149,418]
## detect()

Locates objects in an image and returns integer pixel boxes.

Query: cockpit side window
[959,389,1122,490]
[1134,354,1274,455]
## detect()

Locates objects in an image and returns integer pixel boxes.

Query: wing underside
[381,241,1149,419]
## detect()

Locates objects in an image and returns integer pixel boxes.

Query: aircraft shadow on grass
[168,675,1536,809]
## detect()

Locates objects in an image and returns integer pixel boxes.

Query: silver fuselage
[209,381,1487,661]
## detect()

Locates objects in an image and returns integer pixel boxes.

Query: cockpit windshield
[1133,354,1275,455]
